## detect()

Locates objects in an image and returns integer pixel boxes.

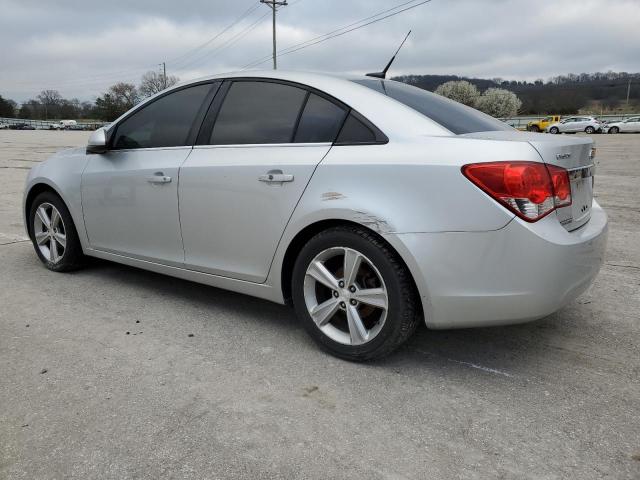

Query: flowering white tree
[435,81,522,118]
[434,80,479,107]
[474,88,522,118]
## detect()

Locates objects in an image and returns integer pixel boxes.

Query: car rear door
[179,80,348,282]
[81,82,217,265]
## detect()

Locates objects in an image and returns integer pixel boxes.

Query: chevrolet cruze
[24,71,608,360]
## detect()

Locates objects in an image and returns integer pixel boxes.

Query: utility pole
[626,77,631,107]
[161,62,167,89]
[260,0,287,69]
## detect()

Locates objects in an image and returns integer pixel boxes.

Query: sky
[1,0,639,103]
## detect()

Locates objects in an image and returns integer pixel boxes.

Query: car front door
[559,118,574,132]
[81,83,217,265]
[624,117,640,132]
[179,80,348,282]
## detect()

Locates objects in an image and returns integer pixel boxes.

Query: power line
[172,10,271,74]
[167,2,261,69]
[242,0,431,70]
[13,2,263,91]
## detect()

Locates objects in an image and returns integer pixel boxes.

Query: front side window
[352,78,512,135]
[210,81,307,145]
[112,84,212,149]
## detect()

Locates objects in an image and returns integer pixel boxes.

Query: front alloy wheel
[33,203,66,263]
[29,191,85,271]
[292,226,420,361]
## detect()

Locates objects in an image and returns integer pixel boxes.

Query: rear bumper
[388,201,608,329]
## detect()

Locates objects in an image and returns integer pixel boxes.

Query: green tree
[0,95,17,117]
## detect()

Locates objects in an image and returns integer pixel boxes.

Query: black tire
[28,191,85,272]
[585,126,595,134]
[609,126,619,134]
[549,127,560,134]
[528,125,540,132]
[291,226,421,361]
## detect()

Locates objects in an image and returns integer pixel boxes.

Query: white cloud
[0,0,639,101]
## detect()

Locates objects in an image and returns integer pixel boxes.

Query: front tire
[609,126,619,134]
[549,127,560,134]
[28,191,85,272]
[528,125,540,132]
[585,126,595,134]
[292,226,420,361]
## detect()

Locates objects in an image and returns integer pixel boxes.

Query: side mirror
[86,128,108,154]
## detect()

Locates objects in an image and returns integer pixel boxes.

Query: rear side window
[335,113,377,144]
[211,81,307,144]
[294,93,347,143]
[352,78,512,135]
[112,84,212,149]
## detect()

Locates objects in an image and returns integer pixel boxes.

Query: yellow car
[527,115,561,132]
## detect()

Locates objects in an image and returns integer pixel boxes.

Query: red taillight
[461,161,572,222]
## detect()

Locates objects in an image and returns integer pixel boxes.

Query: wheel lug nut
[350,299,357,306]
[338,281,345,288]
[333,291,339,298]
[349,286,356,293]
[340,301,346,309]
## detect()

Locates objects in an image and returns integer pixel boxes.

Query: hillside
[392,72,640,115]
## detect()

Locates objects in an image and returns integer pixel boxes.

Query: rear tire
[292,226,421,361]
[549,127,560,134]
[28,191,85,272]
[528,125,540,132]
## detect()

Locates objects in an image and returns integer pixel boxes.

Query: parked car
[9,123,36,130]
[22,71,608,361]
[545,116,602,134]
[527,115,561,132]
[0,123,9,129]
[603,116,640,134]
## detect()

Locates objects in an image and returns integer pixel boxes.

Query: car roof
[169,70,451,138]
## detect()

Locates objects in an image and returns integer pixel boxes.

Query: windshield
[352,78,512,135]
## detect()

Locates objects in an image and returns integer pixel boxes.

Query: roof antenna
[366,30,412,79]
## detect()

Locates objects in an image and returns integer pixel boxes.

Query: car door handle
[259,170,294,183]
[147,172,172,184]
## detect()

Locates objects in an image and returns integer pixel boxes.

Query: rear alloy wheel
[292,226,420,361]
[609,126,619,134]
[585,126,595,134]
[549,127,560,134]
[29,191,85,271]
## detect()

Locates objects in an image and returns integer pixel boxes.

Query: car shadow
[81,257,571,376]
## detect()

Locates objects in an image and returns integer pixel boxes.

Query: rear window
[352,78,512,135]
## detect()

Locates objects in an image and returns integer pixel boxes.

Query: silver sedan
[545,116,603,134]
[23,71,608,360]
[604,116,640,133]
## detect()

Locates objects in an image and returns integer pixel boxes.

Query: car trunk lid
[460,131,595,231]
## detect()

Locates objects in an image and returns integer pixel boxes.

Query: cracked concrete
[0,130,639,479]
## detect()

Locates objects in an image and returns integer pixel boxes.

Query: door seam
[176,147,194,265]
